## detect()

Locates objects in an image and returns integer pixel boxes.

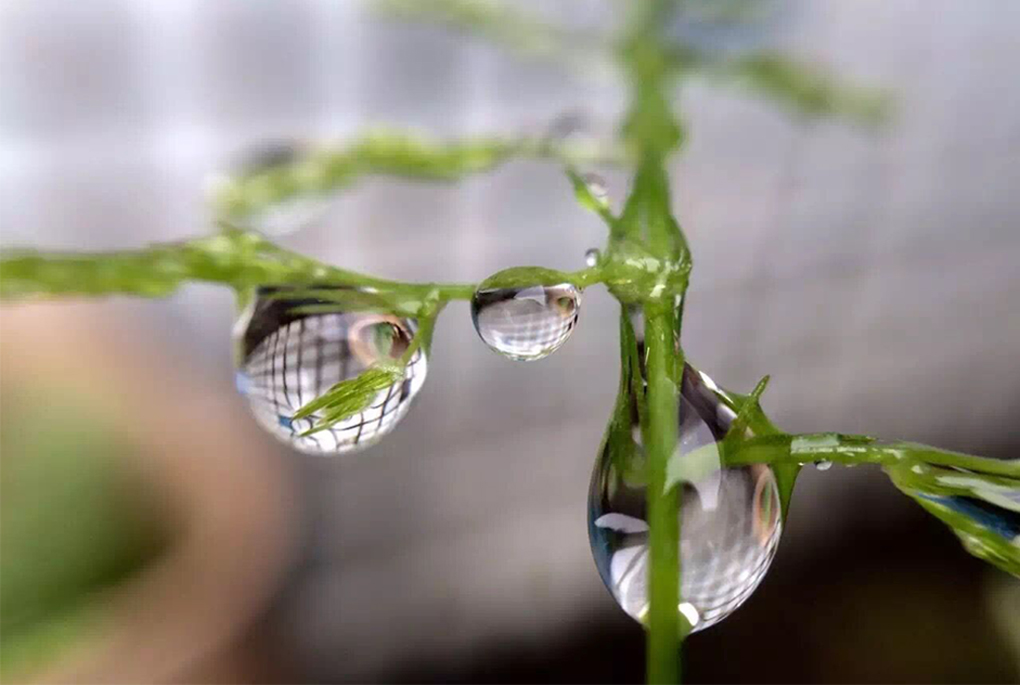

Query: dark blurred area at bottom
[259,464,1018,684]
[2,304,1017,684]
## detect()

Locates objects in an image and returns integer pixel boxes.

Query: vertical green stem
[618,1,688,680]
[644,302,682,683]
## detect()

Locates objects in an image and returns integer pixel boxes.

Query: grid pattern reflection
[239,311,427,455]
[472,285,580,361]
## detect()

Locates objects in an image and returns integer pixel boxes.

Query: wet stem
[644,304,683,683]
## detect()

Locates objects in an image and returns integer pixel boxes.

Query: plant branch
[213,130,626,224]
[373,0,610,74]
[724,433,1019,478]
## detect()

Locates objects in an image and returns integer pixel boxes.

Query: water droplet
[471,281,581,361]
[546,110,591,143]
[230,141,328,236]
[234,286,427,454]
[815,460,833,471]
[584,248,601,268]
[588,365,783,632]
[581,172,608,201]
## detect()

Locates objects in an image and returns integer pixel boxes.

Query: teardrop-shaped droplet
[234,286,427,454]
[815,460,833,471]
[588,365,783,632]
[584,248,601,268]
[581,172,608,202]
[471,281,581,361]
[229,141,328,236]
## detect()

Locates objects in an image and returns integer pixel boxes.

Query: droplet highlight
[581,172,608,202]
[585,248,601,268]
[815,460,833,471]
[588,365,783,632]
[471,281,581,361]
[234,286,427,454]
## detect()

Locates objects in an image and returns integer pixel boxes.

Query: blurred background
[1,0,1019,682]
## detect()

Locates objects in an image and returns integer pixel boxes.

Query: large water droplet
[234,286,427,454]
[588,365,783,632]
[471,282,581,361]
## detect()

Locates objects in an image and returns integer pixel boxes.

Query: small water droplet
[471,280,581,361]
[815,460,833,471]
[581,172,608,201]
[234,286,427,454]
[584,248,601,267]
[589,365,783,632]
[546,110,591,143]
[231,141,328,236]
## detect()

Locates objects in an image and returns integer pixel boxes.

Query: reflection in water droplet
[679,602,701,629]
[585,248,601,268]
[588,365,783,632]
[234,287,427,454]
[581,172,608,201]
[471,283,581,361]
[815,460,833,471]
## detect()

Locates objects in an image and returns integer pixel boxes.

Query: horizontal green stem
[726,433,1019,477]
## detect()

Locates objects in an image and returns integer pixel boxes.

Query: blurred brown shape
[1,303,297,684]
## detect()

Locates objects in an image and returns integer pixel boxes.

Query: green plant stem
[726,433,1020,477]
[616,0,689,681]
[643,303,682,684]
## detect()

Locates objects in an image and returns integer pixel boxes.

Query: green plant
[1,1,1016,683]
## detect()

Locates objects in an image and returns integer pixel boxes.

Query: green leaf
[706,52,892,125]
[294,364,405,436]
[885,462,1019,576]
[373,0,607,71]
[1,231,393,301]
[565,167,619,229]
[213,131,625,224]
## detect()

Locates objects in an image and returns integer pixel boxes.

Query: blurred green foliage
[0,390,169,678]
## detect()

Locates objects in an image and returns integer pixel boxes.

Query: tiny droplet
[471,279,581,362]
[581,172,608,201]
[232,141,328,236]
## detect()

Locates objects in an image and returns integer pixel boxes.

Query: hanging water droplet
[233,286,427,455]
[227,141,329,236]
[815,460,833,471]
[581,172,608,202]
[471,274,581,361]
[588,365,783,632]
[546,110,591,143]
[584,248,601,268]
